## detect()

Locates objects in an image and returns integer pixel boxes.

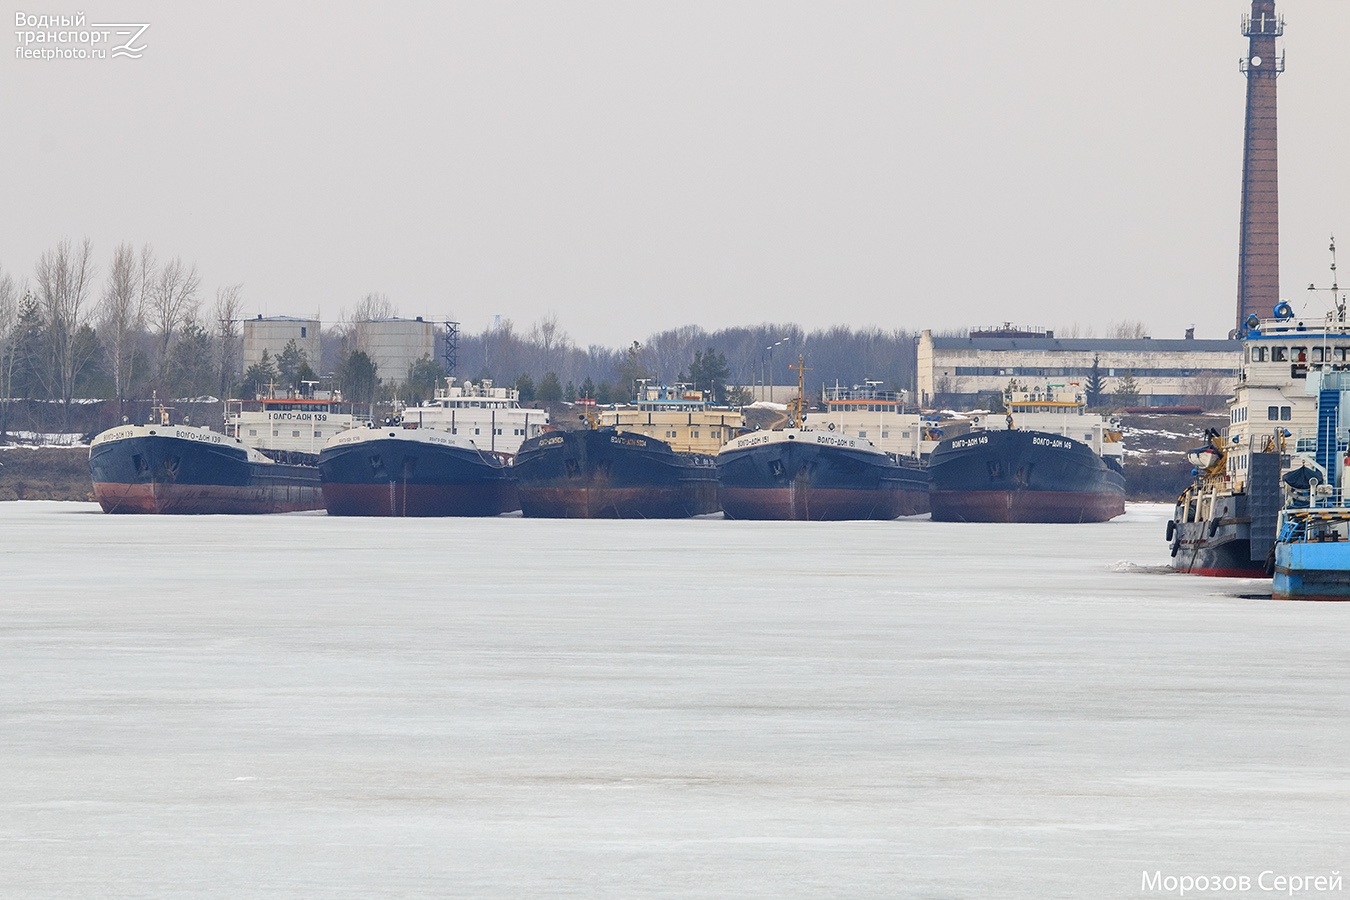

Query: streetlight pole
[766,338,787,403]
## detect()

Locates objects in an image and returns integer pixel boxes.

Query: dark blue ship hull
[1169,494,1268,577]
[928,429,1125,523]
[716,437,928,521]
[88,433,322,514]
[318,434,518,516]
[514,429,718,518]
[1168,452,1280,577]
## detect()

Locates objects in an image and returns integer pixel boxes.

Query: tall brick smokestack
[1236,0,1283,332]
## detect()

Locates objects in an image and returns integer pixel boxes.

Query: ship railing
[821,387,904,403]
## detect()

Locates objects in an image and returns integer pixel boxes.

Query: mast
[788,356,809,428]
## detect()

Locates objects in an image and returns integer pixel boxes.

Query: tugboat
[927,382,1126,523]
[1168,427,1280,577]
[88,386,363,514]
[512,385,730,519]
[716,359,928,520]
[1169,245,1350,575]
[318,378,547,517]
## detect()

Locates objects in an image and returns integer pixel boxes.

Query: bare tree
[34,238,98,422]
[351,292,396,322]
[213,283,244,398]
[1058,321,1097,339]
[96,242,151,406]
[0,266,21,437]
[1108,320,1149,339]
[148,256,201,383]
[340,292,398,358]
[1186,371,1234,410]
[528,312,570,374]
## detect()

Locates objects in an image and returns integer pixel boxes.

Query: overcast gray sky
[3,1,1348,346]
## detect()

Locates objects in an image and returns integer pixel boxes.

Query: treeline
[1,239,245,436]
[0,243,444,436]
[2,238,923,437]
[453,317,919,405]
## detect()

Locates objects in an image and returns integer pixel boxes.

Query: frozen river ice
[2,501,1348,898]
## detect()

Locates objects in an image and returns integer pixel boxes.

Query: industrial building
[243,316,321,372]
[355,317,436,384]
[917,327,1241,408]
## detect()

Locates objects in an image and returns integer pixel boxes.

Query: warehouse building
[917,326,1241,408]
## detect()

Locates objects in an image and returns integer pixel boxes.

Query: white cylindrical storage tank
[243,316,321,371]
[355,317,436,383]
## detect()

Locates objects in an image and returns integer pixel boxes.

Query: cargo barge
[716,428,927,520]
[928,383,1125,523]
[317,378,546,517]
[89,419,322,514]
[88,390,360,514]
[716,359,928,521]
[512,386,738,519]
[514,427,718,518]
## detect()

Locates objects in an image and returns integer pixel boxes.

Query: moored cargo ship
[928,383,1125,523]
[716,428,927,520]
[317,378,547,517]
[89,389,361,514]
[716,361,928,521]
[514,427,718,518]
[513,386,737,519]
[89,413,322,514]
[319,426,518,517]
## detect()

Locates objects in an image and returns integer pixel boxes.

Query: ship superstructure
[597,385,745,454]
[806,384,949,460]
[225,386,366,462]
[395,377,549,456]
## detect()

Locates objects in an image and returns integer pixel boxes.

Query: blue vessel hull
[928,429,1124,523]
[88,433,322,514]
[717,439,928,521]
[318,435,518,516]
[1273,541,1350,600]
[515,429,718,518]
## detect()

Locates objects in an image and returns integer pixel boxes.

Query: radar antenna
[1307,236,1345,320]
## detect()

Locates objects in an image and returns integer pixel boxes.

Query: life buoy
[1273,300,1294,320]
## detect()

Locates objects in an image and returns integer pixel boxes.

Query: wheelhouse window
[1272,347,1288,362]
[1268,406,1279,420]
